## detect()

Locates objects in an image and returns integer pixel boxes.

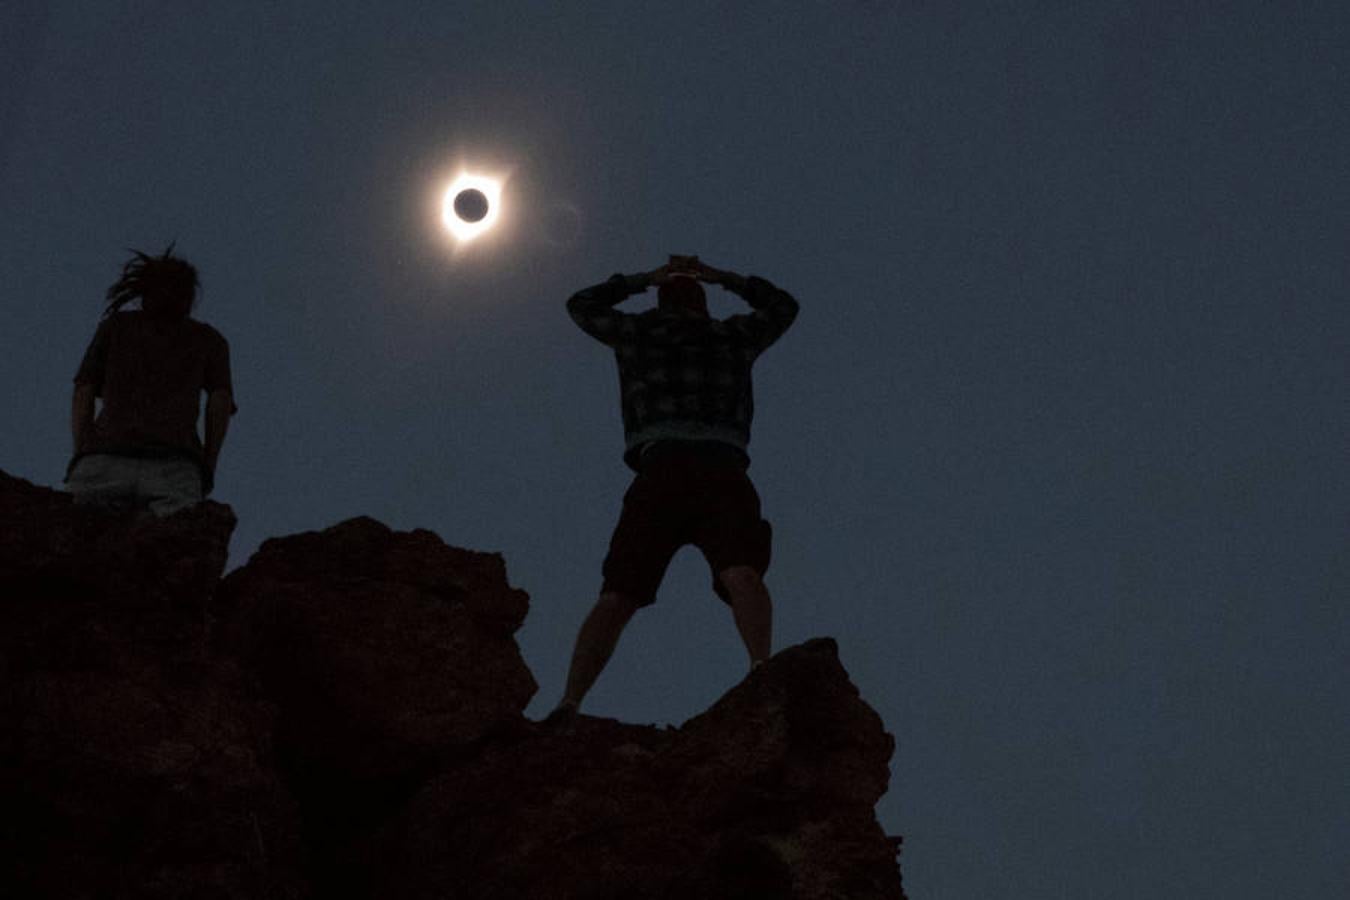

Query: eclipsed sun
[442,173,503,243]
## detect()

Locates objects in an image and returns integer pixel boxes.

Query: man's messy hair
[103,243,200,319]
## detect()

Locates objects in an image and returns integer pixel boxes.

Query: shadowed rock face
[0,468,904,899]
[0,470,305,900]
[370,639,903,900]
[212,515,539,896]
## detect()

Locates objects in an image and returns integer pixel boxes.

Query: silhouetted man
[66,246,235,516]
[549,256,799,721]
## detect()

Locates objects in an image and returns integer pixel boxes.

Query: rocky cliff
[0,469,905,899]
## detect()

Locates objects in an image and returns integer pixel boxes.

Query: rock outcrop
[0,470,304,899]
[0,468,904,899]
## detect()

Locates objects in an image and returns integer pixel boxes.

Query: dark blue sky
[3,3,1347,897]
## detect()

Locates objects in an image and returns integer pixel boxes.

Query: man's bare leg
[718,565,772,667]
[557,591,639,713]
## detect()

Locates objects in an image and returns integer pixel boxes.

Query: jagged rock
[0,467,904,899]
[213,516,536,780]
[368,639,903,900]
[0,468,235,628]
[0,470,305,900]
[210,516,539,894]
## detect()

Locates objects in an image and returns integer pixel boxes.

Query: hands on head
[642,256,736,288]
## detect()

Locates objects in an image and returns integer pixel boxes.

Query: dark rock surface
[0,470,304,900]
[370,639,902,900]
[1,468,904,899]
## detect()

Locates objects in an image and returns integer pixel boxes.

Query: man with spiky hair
[548,256,799,722]
[66,245,235,516]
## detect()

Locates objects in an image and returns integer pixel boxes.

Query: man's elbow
[566,291,597,315]
[72,384,98,421]
[768,293,799,331]
[207,389,236,416]
[567,297,608,334]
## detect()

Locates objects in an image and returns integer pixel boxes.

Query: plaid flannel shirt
[567,272,799,470]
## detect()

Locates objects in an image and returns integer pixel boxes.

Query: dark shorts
[601,442,772,607]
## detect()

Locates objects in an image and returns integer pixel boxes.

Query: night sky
[3,3,1347,897]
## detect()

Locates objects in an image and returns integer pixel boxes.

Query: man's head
[657,276,708,318]
[104,244,200,319]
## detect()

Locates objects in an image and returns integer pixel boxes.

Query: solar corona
[442,173,503,243]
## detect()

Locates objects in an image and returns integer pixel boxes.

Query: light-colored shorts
[67,454,204,517]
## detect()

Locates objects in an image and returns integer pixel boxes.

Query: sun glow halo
[442,173,503,243]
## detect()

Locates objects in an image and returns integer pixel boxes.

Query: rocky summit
[0,468,905,899]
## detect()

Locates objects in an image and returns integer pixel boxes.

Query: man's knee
[68,454,136,509]
[718,565,767,598]
[143,459,204,517]
[596,590,641,621]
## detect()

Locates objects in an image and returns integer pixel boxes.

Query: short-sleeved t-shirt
[70,311,234,475]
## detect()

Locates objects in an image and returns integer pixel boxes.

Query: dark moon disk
[453,188,489,223]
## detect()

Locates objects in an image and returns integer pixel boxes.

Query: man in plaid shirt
[548,256,799,722]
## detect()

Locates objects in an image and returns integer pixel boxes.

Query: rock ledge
[0,469,904,899]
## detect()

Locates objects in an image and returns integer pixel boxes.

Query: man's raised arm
[694,262,799,351]
[566,264,675,346]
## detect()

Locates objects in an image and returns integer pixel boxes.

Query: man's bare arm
[71,384,97,452]
[203,389,233,482]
